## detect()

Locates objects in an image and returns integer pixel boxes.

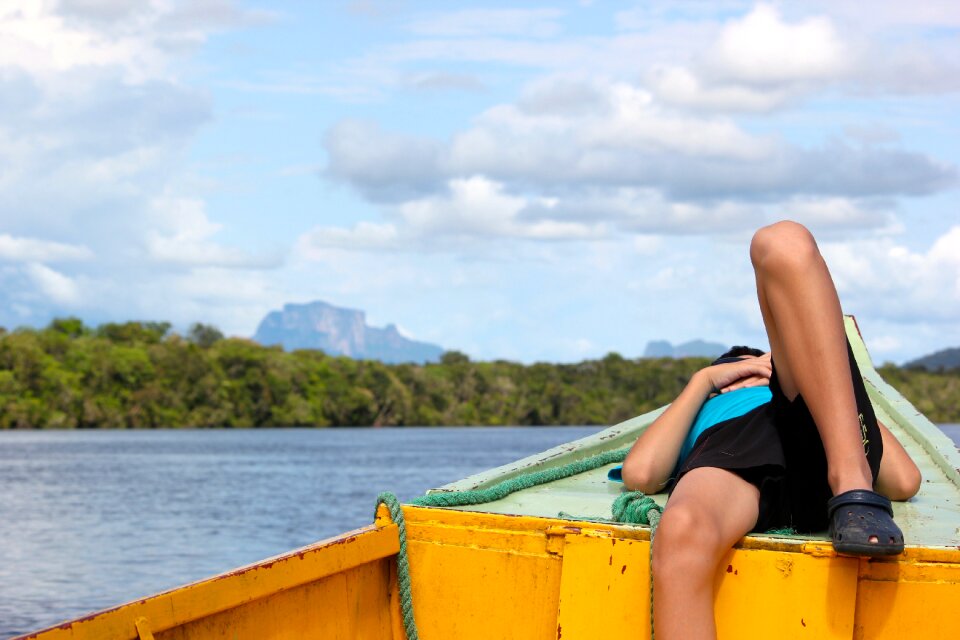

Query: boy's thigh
[663,467,761,551]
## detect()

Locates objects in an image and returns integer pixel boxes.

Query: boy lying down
[618,221,921,640]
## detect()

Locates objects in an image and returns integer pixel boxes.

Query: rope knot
[611,491,662,525]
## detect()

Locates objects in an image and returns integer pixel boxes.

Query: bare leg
[653,467,759,640]
[750,221,872,496]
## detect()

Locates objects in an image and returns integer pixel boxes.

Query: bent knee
[750,220,821,273]
[653,503,723,559]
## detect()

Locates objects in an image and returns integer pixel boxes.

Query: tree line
[0,319,957,429]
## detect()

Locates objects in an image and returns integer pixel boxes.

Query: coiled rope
[375,446,663,640]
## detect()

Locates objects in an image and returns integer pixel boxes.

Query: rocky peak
[252,301,443,364]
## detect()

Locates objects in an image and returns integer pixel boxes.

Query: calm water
[0,426,600,638]
[2,425,959,638]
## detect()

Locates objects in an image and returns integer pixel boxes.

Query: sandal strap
[827,489,893,518]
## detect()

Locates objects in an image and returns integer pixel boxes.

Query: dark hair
[711,345,765,366]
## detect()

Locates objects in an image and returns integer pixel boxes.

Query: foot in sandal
[827,489,904,556]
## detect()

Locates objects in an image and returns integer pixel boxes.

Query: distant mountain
[904,347,960,371]
[252,301,444,364]
[643,339,727,359]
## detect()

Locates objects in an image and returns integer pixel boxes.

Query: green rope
[375,492,419,640]
[765,526,796,536]
[410,446,632,508]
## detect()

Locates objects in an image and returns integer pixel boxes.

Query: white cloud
[783,198,897,232]
[300,173,899,257]
[647,65,791,112]
[0,3,160,79]
[823,226,960,324]
[326,74,954,205]
[324,119,444,202]
[0,234,92,262]
[709,4,849,85]
[296,222,400,256]
[24,263,81,305]
[298,176,606,256]
[145,196,280,269]
[647,3,960,110]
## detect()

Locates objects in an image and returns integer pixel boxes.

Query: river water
[1,424,958,638]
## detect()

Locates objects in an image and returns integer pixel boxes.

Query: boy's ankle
[828,464,873,496]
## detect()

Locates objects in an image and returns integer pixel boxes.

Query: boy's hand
[702,353,772,394]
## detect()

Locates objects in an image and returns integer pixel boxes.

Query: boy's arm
[621,370,714,493]
[621,357,772,494]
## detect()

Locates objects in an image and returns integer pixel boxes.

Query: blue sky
[1,1,959,363]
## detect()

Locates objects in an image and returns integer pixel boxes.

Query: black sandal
[827,489,904,556]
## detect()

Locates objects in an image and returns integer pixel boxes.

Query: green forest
[0,319,957,429]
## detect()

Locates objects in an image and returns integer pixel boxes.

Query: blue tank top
[677,386,772,466]
[607,385,772,483]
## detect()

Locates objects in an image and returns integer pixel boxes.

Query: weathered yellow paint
[17,524,399,640]
[712,547,859,639]
[556,529,651,638]
[405,536,562,638]
[159,559,394,640]
[854,559,960,640]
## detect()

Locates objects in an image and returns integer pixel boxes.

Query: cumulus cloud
[646,66,790,112]
[145,196,281,269]
[300,175,897,255]
[324,119,445,202]
[0,235,93,263]
[325,75,955,205]
[708,4,850,86]
[297,222,401,256]
[24,263,82,306]
[297,176,605,256]
[647,4,960,110]
[823,227,960,324]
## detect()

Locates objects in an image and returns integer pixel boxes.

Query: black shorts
[670,341,883,533]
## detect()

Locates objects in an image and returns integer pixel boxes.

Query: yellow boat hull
[19,504,960,640]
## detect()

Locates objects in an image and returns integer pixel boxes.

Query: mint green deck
[433,317,960,549]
